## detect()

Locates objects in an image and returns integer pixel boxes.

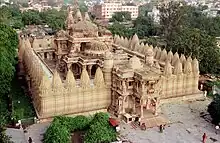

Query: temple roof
[73,20,98,32]
[85,41,109,54]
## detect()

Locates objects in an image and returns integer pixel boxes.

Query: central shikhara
[18,6,202,124]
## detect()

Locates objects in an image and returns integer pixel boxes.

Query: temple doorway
[72,63,81,79]
[91,65,98,78]
[124,95,134,114]
[80,42,87,52]
[44,52,48,59]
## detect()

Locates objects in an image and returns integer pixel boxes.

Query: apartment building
[92,2,139,20]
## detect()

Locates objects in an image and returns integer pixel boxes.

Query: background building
[92,2,139,20]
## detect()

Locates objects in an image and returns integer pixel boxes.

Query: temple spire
[74,0,79,9]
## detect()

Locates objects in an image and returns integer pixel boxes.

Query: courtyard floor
[23,99,220,143]
[120,99,220,143]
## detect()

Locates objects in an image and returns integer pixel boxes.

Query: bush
[44,115,90,143]
[44,119,70,143]
[84,122,117,143]
[208,94,220,125]
[44,113,117,143]
[84,112,117,143]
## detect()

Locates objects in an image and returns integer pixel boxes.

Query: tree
[208,94,220,125]
[0,5,24,29]
[108,22,134,38]
[40,9,67,30]
[22,10,42,25]
[84,112,117,143]
[158,1,187,47]
[0,24,16,143]
[110,11,131,22]
[138,3,153,16]
[133,15,157,38]
[0,24,18,96]
[158,1,220,74]
[84,122,117,143]
[170,27,220,74]
[44,119,71,143]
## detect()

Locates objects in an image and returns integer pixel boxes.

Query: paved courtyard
[120,99,220,143]
[24,99,220,143]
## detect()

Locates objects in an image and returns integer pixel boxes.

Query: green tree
[84,122,117,143]
[138,3,153,16]
[84,112,116,143]
[133,15,157,38]
[170,27,220,74]
[79,1,88,13]
[0,24,18,96]
[0,24,17,143]
[44,119,71,143]
[22,10,42,25]
[108,22,134,37]
[0,5,24,29]
[110,11,131,22]
[158,1,186,47]
[208,94,220,125]
[40,9,67,30]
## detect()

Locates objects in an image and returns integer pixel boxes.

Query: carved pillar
[48,53,53,60]
[122,96,125,114]
[154,98,160,116]
[146,98,151,110]
[56,55,62,68]
[132,96,136,113]
[40,53,44,59]
[67,63,72,70]
[118,96,123,114]
[140,99,144,118]
[87,65,92,78]
[122,80,126,94]
[65,63,72,75]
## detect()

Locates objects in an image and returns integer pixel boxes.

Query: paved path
[6,128,26,143]
[120,100,220,143]
[24,122,50,143]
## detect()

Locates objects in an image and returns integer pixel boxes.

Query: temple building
[18,5,202,125]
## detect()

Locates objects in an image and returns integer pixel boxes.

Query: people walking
[202,133,207,143]
[28,137,33,143]
[159,125,164,133]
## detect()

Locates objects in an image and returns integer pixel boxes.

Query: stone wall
[19,38,112,119]
[114,34,201,99]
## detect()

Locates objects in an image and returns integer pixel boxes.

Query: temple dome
[129,56,143,69]
[73,20,98,32]
[85,41,109,55]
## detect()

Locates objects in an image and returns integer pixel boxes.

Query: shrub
[44,113,117,143]
[84,112,117,143]
[44,115,90,143]
[44,119,71,143]
[208,94,220,125]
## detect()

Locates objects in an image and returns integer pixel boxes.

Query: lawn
[11,77,35,120]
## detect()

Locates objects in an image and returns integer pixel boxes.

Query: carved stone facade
[109,34,202,123]
[18,7,202,122]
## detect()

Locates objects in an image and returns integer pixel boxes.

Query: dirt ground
[120,99,220,143]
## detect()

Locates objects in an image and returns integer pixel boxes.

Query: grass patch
[11,77,35,120]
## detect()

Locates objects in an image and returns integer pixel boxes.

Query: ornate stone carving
[94,67,105,88]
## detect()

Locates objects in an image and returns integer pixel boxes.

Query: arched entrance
[80,42,87,52]
[44,52,48,59]
[91,65,98,78]
[72,63,81,79]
